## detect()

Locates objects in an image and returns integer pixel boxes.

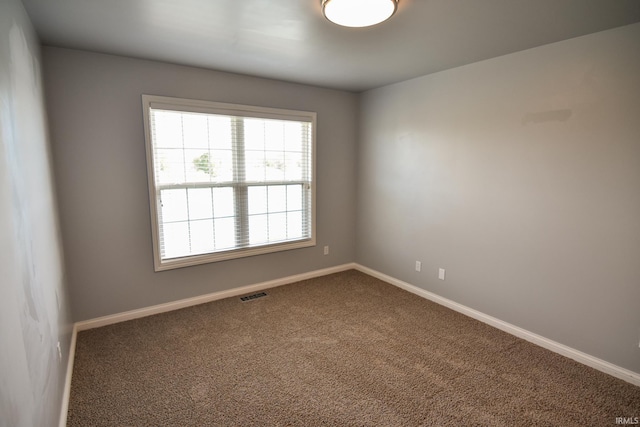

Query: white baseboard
[59,324,78,427]
[75,263,357,331]
[354,263,640,387]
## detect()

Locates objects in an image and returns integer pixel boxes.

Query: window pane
[284,152,303,181]
[208,116,232,150]
[185,149,211,182]
[190,219,215,254]
[182,113,209,149]
[249,214,268,245]
[214,217,236,249]
[265,152,285,181]
[210,150,234,182]
[161,189,188,222]
[188,149,234,183]
[153,111,183,149]
[162,221,190,259]
[248,186,267,215]
[156,149,186,185]
[244,118,264,150]
[287,185,302,211]
[268,213,287,242]
[284,121,303,152]
[268,186,286,213]
[264,120,284,151]
[213,187,234,218]
[245,150,266,182]
[188,188,213,220]
[287,211,303,239]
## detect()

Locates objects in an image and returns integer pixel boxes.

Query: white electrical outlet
[438,268,446,280]
[415,261,421,272]
[323,246,329,255]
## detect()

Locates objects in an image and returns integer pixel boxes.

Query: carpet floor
[67,270,640,426]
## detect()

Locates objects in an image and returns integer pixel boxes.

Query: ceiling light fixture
[322,0,399,28]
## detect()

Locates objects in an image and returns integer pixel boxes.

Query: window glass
[143,96,315,270]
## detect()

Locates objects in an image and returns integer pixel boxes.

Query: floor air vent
[240,292,268,302]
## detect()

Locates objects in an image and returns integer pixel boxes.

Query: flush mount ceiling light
[322,0,399,28]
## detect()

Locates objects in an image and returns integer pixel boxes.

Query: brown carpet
[67,270,640,426]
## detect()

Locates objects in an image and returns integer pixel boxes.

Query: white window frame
[142,95,316,271]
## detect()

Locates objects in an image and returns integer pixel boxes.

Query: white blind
[143,96,315,269]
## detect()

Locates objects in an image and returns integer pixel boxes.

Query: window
[142,95,316,271]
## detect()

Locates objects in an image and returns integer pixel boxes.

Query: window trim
[142,95,317,271]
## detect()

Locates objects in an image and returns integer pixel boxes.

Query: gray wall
[0,1,73,426]
[357,23,640,374]
[43,47,358,321]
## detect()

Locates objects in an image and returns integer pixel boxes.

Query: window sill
[153,238,316,271]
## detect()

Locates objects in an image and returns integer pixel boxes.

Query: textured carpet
[67,270,640,426]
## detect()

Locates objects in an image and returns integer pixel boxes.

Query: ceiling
[21,0,640,92]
